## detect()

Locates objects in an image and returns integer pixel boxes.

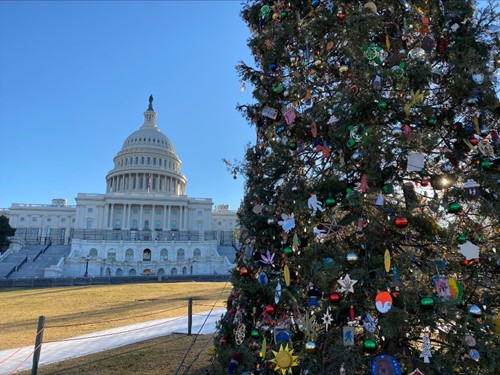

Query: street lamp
[84,256,89,277]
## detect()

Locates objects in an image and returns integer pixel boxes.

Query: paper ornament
[308,193,325,216]
[375,291,393,313]
[260,249,275,265]
[384,249,391,273]
[270,344,299,375]
[283,105,296,125]
[363,313,377,333]
[322,307,334,331]
[262,106,278,120]
[420,328,432,363]
[459,241,480,260]
[343,326,355,346]
[338,274,358,294]
[463,179,480,200]
[275,282,282,304]
[278,213,295,233]
[407,152,425,172]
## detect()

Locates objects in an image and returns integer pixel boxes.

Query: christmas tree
[215,1,499,374]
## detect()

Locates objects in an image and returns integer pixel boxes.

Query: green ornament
[427,117,437,126]
[325,196,337,207]
[251,329,260,338]
[363,339,378,353]
[382,184,394,194]
[288,141,297,150]
[273,84,284,93]
[448,202,462,213]
[378,101,388,109]
[284,246,293,256]
[420,297,435,308]
[480,160,492,169]
[279,11,288,19]
[457,234,467,244]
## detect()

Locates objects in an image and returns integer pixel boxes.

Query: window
[61,218,66,223]
[218,221,222,226]
[107,249,116,262]
[144,220,150,230]
[197,223,203,231]
[47,218,52,222]
[177,249,185,261]
[86,220,92,229]
[125,249,134,262]
[160,248,168,260]
[89,248,98,258]
[144,209,150,215]
[129,269,137,276]
[20,217,25,222]
[32,217,38,222]
[132,208,138,214]
[193,249,201,258]
[143,249,152,261]
[171,220,177,230]
[155,220,161,229]
[155,209,162,215]
[197,211,203,217]
[147,157,151,165]
[114,219,121,229]
[87,207,93,213]
[153,157,156,165]
[172,210,177,216]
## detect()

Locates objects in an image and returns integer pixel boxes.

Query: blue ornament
[312,0,321,7]
[258,271,268,285]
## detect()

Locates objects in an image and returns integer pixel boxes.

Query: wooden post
[187,298,193,335]
[31,315,45,375]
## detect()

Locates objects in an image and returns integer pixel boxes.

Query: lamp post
[84,256,89,277]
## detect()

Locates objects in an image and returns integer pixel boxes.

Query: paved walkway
[0,308,226,375]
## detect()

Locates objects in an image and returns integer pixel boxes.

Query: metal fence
[0,274,231,289]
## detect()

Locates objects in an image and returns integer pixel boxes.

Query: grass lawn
[0,282,231,374]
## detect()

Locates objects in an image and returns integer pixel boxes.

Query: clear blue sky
[0,1,255,210]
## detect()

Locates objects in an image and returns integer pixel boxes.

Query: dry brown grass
[16,333,217,375]
[0,282,231,351]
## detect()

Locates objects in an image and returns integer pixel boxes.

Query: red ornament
[239,267,249,276]
[329,292,342,303]
[437,37,448,54]
[338,12,346,21]
[469,137,479,146]
[265,304,276,314]
[394,216,409,228]
[420,179,429,187]
[220,336,227,345]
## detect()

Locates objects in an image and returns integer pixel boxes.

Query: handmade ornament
[371,355,402,375]
[296,310,320,337]
[459,241,480,260]
[262,106,278,120]
[284,265,291,286]
[338,274,357,294]
[308,193,325,216]
[258,271,268,284]
[407,152,425,172]
[375,291,393,313]
[283,105,296,125]
[363,43,386,65]
[322,307,334,331]
[343,326,355,346]
[234,323,246,345]
[270,344,299,375]
[363,313,377,333]
[278,213,295,233]
[463,179,480,200]
[420,328,432,363]
[384,250,391,273]
[260,249,275,265]
[275,282,282,304]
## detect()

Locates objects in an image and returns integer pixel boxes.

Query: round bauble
[239,267,249,276]
[448,202,462,213]
[457,234,467,244]
[265,304,276,314]
[420,297,435,309]
[469,305,482,317]
[305,341,316,352]
[346,252,359,264]
[329,292,342,303]
[363,338,378,353]
[394,216,408,228]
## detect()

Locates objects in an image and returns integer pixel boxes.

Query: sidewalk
[0,308,226,375]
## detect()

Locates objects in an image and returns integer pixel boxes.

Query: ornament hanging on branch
[420,327,432,363]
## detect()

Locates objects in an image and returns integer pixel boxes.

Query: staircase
[0,244,71,278]
[216,245,238,263]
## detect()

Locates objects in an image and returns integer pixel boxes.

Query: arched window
[131,220,138,230]
[125,249,134,262]
[86,219,92,229]
[105,267,111,276]
[157,268,165,276]
[89,248,98,258]
[155,220,161,230]
[116,268,123,276]
[182,267,187,275]
[143,249,152,261]
[107,249,116,262]
[160,248,168,260]
[129,269,137,276]
[114,219,121,230]
[144,220,150,230]
[193,249,201,258]
[171,268,178,275]
[177,249,185,261]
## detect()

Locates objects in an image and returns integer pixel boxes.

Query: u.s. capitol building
[1,97,239,278]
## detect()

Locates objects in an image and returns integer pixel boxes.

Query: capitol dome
[105,96,187,195]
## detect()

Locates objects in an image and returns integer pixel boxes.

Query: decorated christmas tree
[215,1,499,374]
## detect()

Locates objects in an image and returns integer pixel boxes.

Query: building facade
[3,97,239,277]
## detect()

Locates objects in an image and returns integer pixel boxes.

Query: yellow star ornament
[270,344,299,374]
